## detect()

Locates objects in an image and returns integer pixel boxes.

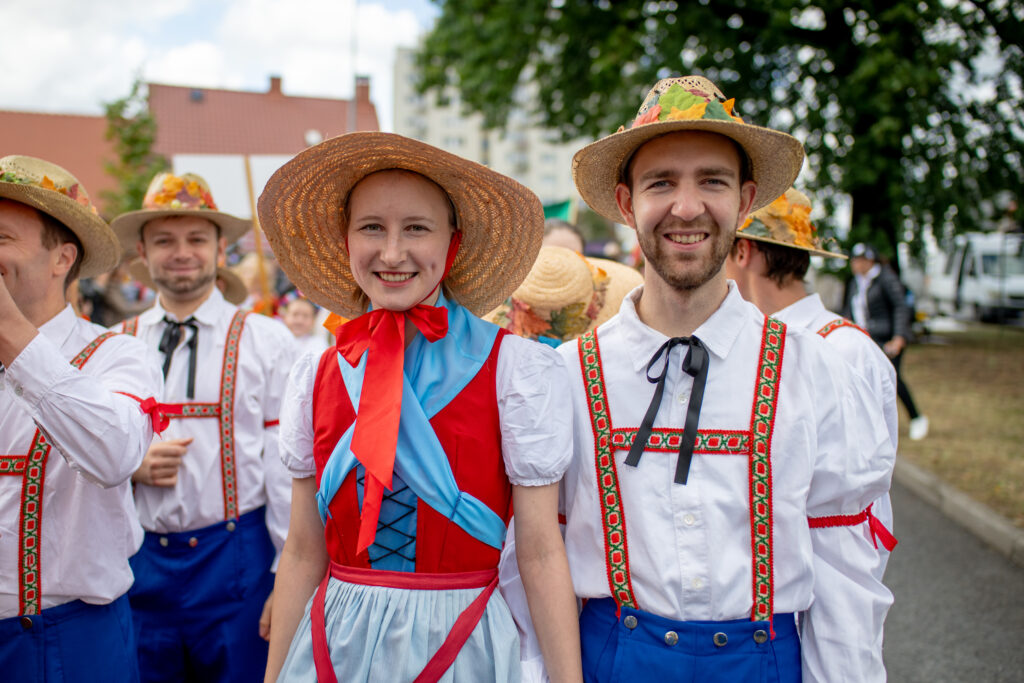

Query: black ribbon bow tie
[625,335,710,485]
[158,316,199,399]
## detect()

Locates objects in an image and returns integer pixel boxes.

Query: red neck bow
[333,231,461,555]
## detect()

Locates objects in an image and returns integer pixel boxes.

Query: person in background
[843,243,929,440]
[542,218,585,254]
[279,291,330,357]
[0,155,161,683]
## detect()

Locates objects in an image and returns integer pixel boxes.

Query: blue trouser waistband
[140,506,266,552]
[0,595,126,632]
[584,598,796,654]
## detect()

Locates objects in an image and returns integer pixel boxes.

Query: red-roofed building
[0,110,116,209]
[149,75,378,156]
[0,75,379,216]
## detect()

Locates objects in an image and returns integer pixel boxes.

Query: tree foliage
[417,0,1024,260]
[101,79,168,218]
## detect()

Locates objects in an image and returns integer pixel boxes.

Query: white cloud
[0,0,432,130]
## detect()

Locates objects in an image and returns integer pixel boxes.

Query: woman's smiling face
[345,170,455,311]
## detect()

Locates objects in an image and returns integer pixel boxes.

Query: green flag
[543,199,577,223]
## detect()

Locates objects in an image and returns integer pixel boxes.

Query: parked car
[927,232,1024,321]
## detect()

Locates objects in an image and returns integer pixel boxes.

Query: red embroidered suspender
[122,311,249,520]
[577,317,786,628]
[816,318,868,338]
[120,316,139,336]
[0,331,117,615]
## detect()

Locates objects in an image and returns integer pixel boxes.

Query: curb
[894,457,1024,568]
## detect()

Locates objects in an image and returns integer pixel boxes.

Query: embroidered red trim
[816,318,868,338]
[808,503,898,551]
[1,332,117,615]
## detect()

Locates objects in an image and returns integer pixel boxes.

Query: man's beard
[637,217,734,292]
[153,268,216,298]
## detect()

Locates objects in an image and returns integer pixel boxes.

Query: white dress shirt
[0,305,161,617]
[851,263,881,328]
[560,284,894,682]
[126,289,298,557]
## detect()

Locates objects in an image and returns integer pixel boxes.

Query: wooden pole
[243,155,272,313]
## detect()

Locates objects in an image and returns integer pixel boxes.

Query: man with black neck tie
[555,76,894,682]
[111,172,297,683]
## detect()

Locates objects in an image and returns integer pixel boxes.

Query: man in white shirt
[0,155,161,682]
[111,172,298,683]
[564,76,894,681]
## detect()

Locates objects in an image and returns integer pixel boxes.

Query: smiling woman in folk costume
[258,132,582,683]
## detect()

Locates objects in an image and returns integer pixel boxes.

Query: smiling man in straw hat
[110,172,298,683]
[558,76,894,682]
[258,131,580,683]
[0,156,162,682]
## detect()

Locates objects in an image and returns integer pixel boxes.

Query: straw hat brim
[257,132,544,319]
[0,183,118,279]
[737,231,847,259]
[129,259,248,305]
[573,119,805,224]
[586,257,643,329]
[111,209,251,257]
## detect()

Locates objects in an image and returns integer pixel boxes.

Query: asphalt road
[883,481,1024,681]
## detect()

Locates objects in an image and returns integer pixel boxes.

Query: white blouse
[280,332,573,487]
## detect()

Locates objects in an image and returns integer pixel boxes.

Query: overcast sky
[0,0,438,131]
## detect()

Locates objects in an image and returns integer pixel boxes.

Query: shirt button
[683,513,696,526]
[14,385,23,396]
[691,577,703,589]
[159,536,169,547]
[677,391,688,404]
[20,616,33,630]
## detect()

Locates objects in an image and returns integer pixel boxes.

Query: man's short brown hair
[731,237,810,287]
[37,209,84,287]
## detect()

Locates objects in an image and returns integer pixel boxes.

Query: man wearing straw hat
[110,172,298,683]
[0,156,162,682]
[561,76,894,681]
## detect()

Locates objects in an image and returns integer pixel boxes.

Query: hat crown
[143,172,219,211]
[0,155,99,216]
[740,187,842,256]
[629,76,743,131]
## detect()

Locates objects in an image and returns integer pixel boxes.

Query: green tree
[417,1,1023,262]
[101,79,168,218]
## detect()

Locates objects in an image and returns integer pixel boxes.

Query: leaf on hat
[703,99,735,122]
[666,103,708,121]
[656,85,706,121]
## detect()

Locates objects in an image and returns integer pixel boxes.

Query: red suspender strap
[218,310,248,520]
[120,315,139,335]
[0,331,117,615]
[578,329,639,614]
[816,318,868,338]
[263,419,280,428]
[412,573,499,683]
[808,503,898,551]
[748,317,785,636]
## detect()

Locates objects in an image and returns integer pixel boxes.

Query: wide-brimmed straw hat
[257,132,545,319]
[486,246,607,341]
[587,257,644,328]
[111,172,250,257]
[573,75,805,224]
[128,258,247,305]
[0,155,118,278]
[738,188,846,259]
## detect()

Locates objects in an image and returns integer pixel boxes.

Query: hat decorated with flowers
[572,75,805,223]
[587,256,644,328]
[738,188,846,259]
[0,155,119,278]
[111,172,250,256]
[486,246,608,342]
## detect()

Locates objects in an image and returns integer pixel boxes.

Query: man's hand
[259,591,274,642]
[132,438,192,487]
[883,335,906,358]
[0,274,40,368]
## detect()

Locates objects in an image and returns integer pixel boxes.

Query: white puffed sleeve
[495,335,573,487]
[279,350,319,478]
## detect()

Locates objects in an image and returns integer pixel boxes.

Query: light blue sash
[316,292,508,550]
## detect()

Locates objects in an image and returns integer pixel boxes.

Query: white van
[928,232,1024,321]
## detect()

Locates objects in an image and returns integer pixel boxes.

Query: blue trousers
[0,594,138,683]
[129,507,275,683]
[580,598,801,683]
